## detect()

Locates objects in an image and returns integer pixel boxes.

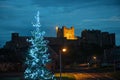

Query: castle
[4,26,116,66]
[56,26,77,40]
[81,29,115,47]
[56,26,115,47]
[4,26,115,53]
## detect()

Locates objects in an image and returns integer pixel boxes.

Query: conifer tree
[24,11,55,80]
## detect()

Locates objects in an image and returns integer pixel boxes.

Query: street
[0,72,117,80]
[55,63,117,80]
[0,63,118,80]
[72,73,115,80]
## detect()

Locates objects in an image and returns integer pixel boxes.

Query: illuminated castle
[56,26,78,40]
[4,26,116,67]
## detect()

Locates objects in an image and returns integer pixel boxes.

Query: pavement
[72,72,115,80]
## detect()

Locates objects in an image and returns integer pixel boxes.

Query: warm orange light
[63,27,77,40]
[93,56,96,60]
[62,48,67,52]
[56,26,58,32]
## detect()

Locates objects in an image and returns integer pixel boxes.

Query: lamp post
[93,56,96,60]
[60,48,67,80]
[93,56,97,67]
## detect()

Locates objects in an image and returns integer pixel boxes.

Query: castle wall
[81,29,115,47]
[57,26,77,40]
[3,27,116,65]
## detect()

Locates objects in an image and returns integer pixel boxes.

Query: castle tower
[12,33,19,41]
[56,26,77,40]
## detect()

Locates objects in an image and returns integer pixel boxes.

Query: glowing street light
[62,48,67,52]
[56,26,58,32]
[60,48,67,80]
[93,56,96,60]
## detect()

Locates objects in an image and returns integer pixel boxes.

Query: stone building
[56,26,78,40]
[81,29,115,47]
[5,27,115,50]
[3,26,116,68]
[102,32,115,47]
[81,30,101,45]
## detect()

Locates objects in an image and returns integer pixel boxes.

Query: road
[58,63,116,80]
[0,63,117,80]
[0,72,116,80]
[70,73,115,80]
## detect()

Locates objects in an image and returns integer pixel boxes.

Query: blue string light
[24,11,55,80]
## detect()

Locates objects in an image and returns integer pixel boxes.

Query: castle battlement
[56,26,77,40]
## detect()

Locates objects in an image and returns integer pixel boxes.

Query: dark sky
[0,0,120,47]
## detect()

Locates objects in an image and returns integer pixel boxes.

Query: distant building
[81,29,115,47]
[103,46,120,68]
[112,46,120,69]
[102,32,115,47]
[81,30,101,45]
[111,47,120,62]
[5,33,30,49]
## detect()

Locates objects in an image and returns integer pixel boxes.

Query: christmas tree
[24,11,55,80]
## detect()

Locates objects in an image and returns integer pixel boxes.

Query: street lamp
[93,56,96,60]
[60,48,67,80]
[62,48,67,52]
[93,56,97,67]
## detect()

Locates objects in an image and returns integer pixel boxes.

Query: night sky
[0,0,120,47]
